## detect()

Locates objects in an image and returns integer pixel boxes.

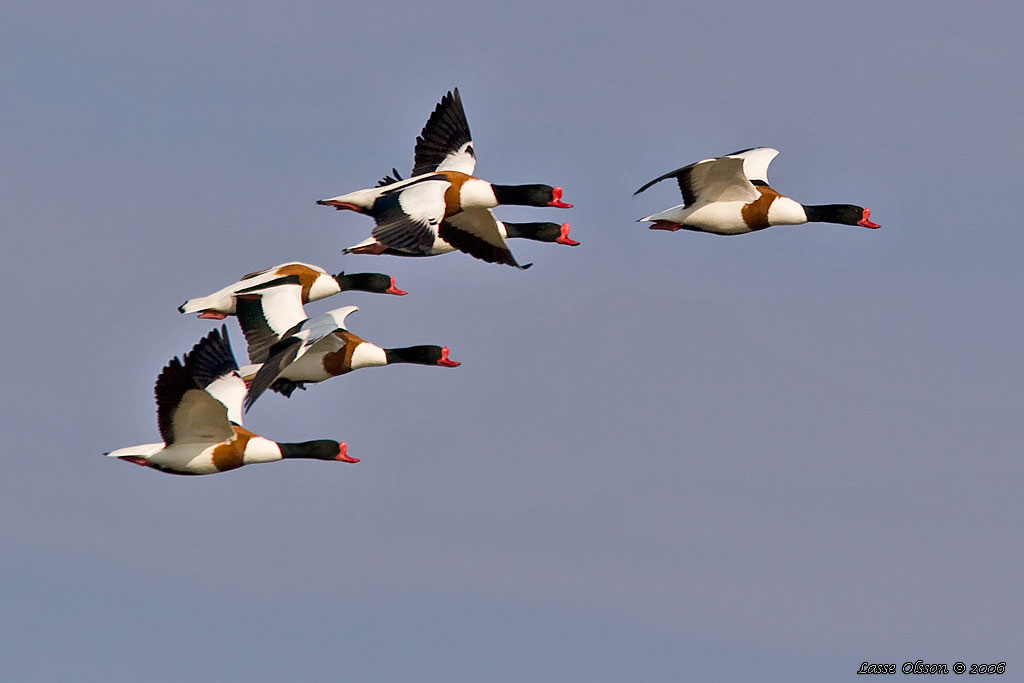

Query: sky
[2,1,1022,681]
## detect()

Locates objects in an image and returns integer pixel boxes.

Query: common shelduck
[317,89,573,268]
[178,261,405,319]
[341,169,579,263]
[105,326,356,475]
[236,290,460,411]
[635,148,880,235]
[343,218,579,264]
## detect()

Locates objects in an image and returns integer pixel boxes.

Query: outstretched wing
[155,350,233,446]
[635,155,759,205]
[235,275,307,332]
[183,325,246,426]
[370,179,446,252]
[242,309,343,411]
[243,335,305,412]
[724,147,779,185]
[438,208,530,269]
[235,278,308,364]
[412,88,476,177]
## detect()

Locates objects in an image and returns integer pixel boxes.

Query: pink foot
[649,221,683,231]
[198,311,228,320]
[347,242,388,255]
[317,200,362,212]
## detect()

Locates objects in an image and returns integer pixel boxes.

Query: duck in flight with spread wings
[105,326,356,475]
[635,147,880,235]
[340,168,580,262]
[317,88,573,268]
[178,261,406,320]
[233,277,460,411]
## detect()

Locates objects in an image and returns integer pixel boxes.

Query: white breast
[458,179,499,209]
[767,196,807,225]
[308,274,342,302]
[243,437,284,465]
[349,342,387,370]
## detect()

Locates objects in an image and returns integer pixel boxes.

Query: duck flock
[107,88,880,476]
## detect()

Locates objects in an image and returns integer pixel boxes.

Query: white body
[278,336,387,383]
[636,149,820,235]
[322,173,498,222]
[642,196,808,235]
[180,262,340,316]
[107,437,283,475]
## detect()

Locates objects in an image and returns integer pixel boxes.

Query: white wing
[246,282,307,337]
[687,157,760,203]
[412,88,476,176]
[203,372,247,427]
[326,305,359,331]
[435,141,476,175]
[726,147,780,185]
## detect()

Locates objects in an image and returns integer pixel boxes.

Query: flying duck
[635,148,880,235]
[178,261,406,319]
[341,168,579,263]
[317,89,573,268]
[236,290,460,411]
[343,218,579,263]
[105,326,357,475]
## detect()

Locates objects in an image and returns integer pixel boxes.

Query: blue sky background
[3,1,1021,681]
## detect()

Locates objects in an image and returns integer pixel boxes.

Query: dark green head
[334,272,407,295]
[491,184,573,208]
[278,439,358,463]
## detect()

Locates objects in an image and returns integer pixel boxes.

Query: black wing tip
[376,168,405,187]
[412,87,471,176]
[243,370,270,412]
[154,350,202,445]
[245,334,303,412]
[633,177,662,195]
[184,325,239,388]
[430,88,465,121]
[634,163,697,204]
[242,349,292,412]
[444,87,460,104]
